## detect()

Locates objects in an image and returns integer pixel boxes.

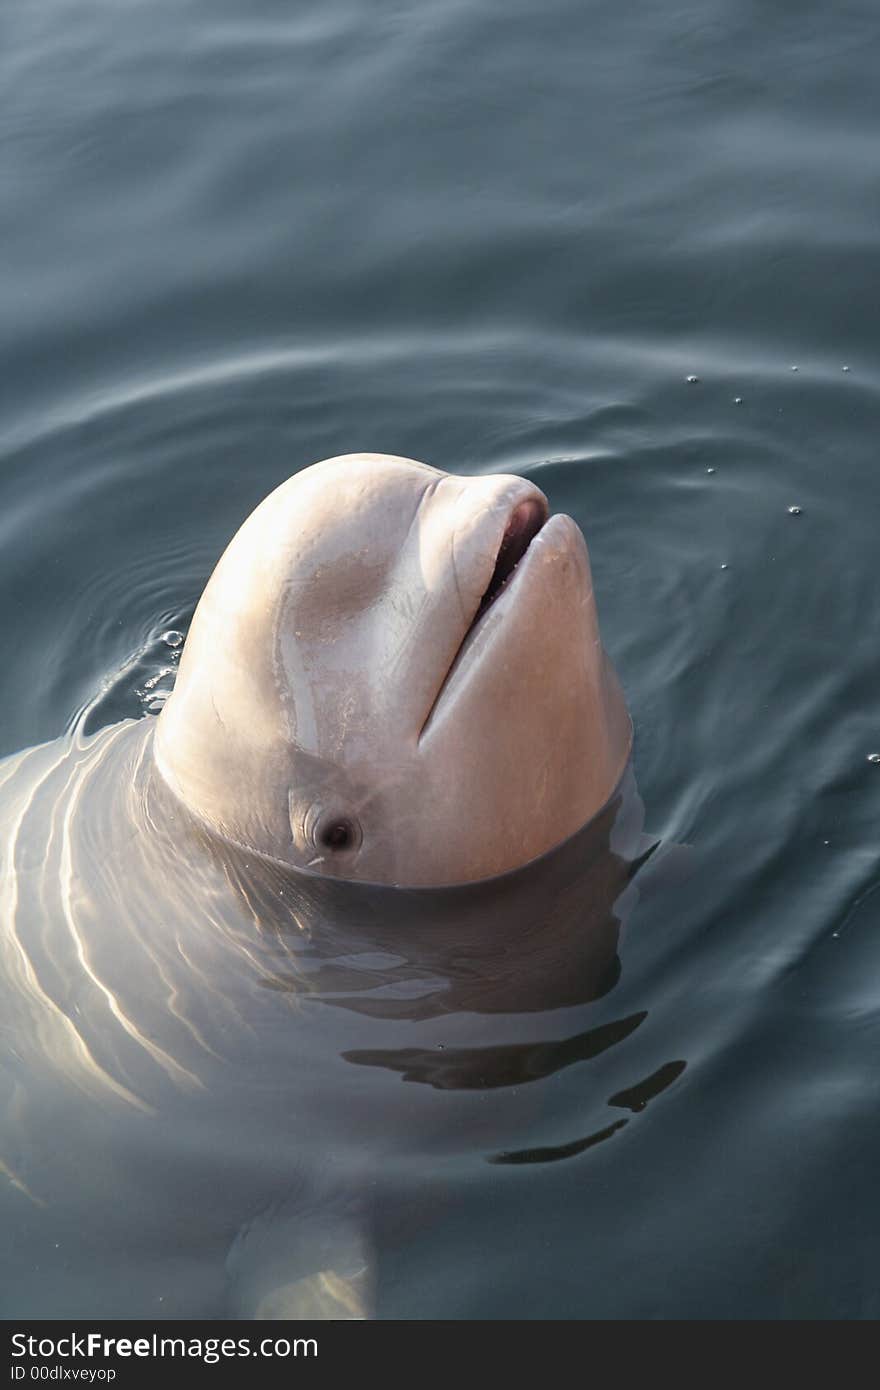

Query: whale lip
[471,494,549,629]
[418,502,576,745]
[459,506,571,655]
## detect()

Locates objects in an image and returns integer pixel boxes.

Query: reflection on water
[344,1014,648,1092]
[489,1118,629,1166]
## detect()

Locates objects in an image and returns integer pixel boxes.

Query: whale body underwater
[0,454,667,1318]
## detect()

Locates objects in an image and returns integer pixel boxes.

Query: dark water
[3,0,880,1318]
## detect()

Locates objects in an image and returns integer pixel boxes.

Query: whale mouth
[471,496,548,629]
[418,493,549,742]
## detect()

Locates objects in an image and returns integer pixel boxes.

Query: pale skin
[0,453,635,1318]
[154,453,632,887]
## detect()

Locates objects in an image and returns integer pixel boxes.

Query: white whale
[155,453,632,885]
[0,454,646,1319]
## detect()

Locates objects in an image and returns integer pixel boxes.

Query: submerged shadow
[189,762,652,1020]
[145,761,684,1091]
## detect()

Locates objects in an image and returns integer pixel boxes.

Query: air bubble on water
[685,375,700,384]
[162,630,184,648]
[868,753,880,764]
[787,505,802,516]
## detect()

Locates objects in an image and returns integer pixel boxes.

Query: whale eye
[315,813,361,852]
[321,819,353,849]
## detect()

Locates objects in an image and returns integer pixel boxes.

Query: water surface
[2,0,880,1318]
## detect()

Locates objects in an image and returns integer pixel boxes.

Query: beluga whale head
[154,453,631,886]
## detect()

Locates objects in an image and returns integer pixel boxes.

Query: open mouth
[417,493,551,742]
[472,496,548,627]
